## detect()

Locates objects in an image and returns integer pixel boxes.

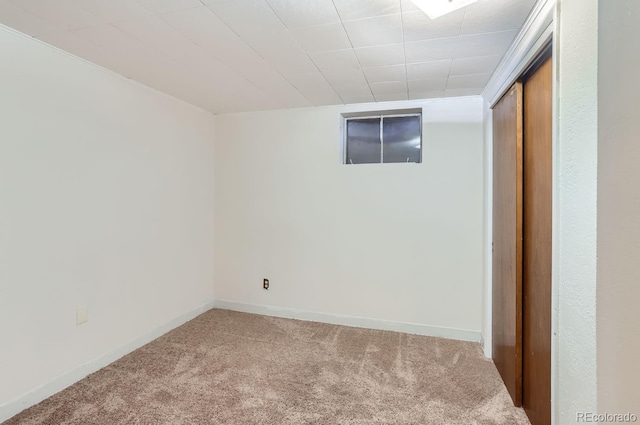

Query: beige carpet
[5,309,530,425]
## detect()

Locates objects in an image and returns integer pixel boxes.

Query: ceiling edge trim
[482,0,555,107]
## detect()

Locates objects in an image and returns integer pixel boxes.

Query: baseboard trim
[480,333,491,359]
[213,299,481,343]
[0,300,215,424]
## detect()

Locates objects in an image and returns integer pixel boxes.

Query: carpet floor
[5,309,530,425]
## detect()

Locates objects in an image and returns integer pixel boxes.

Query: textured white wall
[597,0,640,413]
[555,0,599,421]
[0,25,215,421]
[214,97,485,337]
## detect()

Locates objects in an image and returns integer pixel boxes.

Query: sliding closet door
[492,82,523,406]
[522,56,553,425]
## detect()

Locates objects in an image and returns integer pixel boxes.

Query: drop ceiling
[0,0,537,114]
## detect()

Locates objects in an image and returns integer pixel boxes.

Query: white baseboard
[1,299,481,423]
[481,333,492,359]
[213,299,482,343]
[0,300,215,424]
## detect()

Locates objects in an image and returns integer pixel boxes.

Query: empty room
[0,0,638,424]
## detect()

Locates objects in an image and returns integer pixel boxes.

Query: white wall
[597,0,640,413]
[481,99,493,357]
[0,25,215,421]
[555,0,599,421]
[213,97,484,339]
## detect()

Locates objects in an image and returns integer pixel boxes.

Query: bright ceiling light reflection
[411,0,482,19]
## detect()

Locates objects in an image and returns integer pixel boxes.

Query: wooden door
[522,56,553,425]
[492,82,523,406]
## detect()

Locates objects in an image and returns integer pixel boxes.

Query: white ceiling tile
[70,24,187,81]
[71,23,148,54]
[133,0,201,14]
[405,37,457,63]
[244,76,312,109]
[409,89,444,100]
[160,7,266,72]
[265,0,340,28]
[450,54,501,76]
[9,0,101,30]
[455,30,518,58]
[341,94,375,104]
[335,86,374,99]
[333,0,400,20]
[343,14,403,48]
[290,22,351,53]
[38,30,122,67]
[362,65,406,83]
[0,0,60,36]
[446,73,491,90]
[325,70,371,98]
[408,77,447,92]
[162,8,297,99]
[160,6,222,32]
[238,61,287,88]
[206,0,286,36]
[355,44,404,67]
[159,58,274,111]
[369,81,407,95]
[309,49,360,73]
[199,0,236,5]
[323,68,368,86]
[73,0,153,23]
[461,0,536,35]
[402,9,464,42]
[41,31,131,68]
[286,72,343,105]
[112,16,210,65]
[374,93,408,102]
[229,61,313,109]
[444,88,483,97]
[406,59,451,80]
[184,76,276,113]
[0,0,537,114]
[400,0,419,13]
[69,25,243,109]
[242,30,317,74]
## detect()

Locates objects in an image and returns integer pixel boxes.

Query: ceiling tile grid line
[258,0,344,103]
[5,0,87,33]
[444,6,466,92]
[73,0,154,25]
[65,22,271,113]
[124,7,313,110]
[327,0,375,103]
[200,0,345,106]
[0,0,59,37]
[168,1,319,108]
[101,17,278,107]
[1,0,270,109]
[261,0,348,104]
[0,0,539,113]
[397,0,409,104]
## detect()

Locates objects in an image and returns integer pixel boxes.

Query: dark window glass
[345,118,381,164]
[382,115,422,163]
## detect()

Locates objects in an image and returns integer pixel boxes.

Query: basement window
[342,109,422,164]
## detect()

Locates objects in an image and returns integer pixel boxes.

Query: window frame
[342,109,423,165]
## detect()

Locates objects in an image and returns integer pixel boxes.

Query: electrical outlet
[76,307,88,325]
[263,279,269,290]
